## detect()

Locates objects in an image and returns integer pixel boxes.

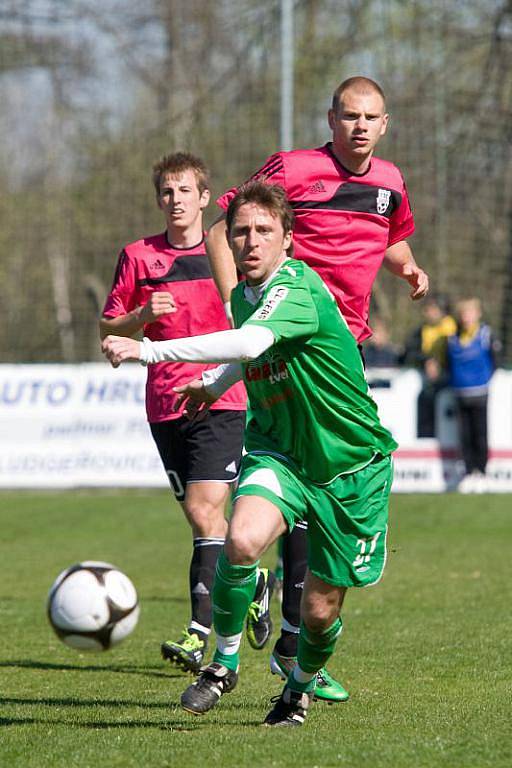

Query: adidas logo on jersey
[150,259,165,270]
[307,180,326,194]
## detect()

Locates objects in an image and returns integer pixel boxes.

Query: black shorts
[150,410,246,502]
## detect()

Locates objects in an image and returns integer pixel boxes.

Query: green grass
[1,492,510,768]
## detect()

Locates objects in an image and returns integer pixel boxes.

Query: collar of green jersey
[243,257,291,305]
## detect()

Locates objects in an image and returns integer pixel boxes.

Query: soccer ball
[47,561,140,651]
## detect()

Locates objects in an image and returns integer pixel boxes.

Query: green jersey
[231,258,397,484]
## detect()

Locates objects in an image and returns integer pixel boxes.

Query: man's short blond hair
[331,76,386,113]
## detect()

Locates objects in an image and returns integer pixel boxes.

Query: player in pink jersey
[100,152,274,674]
[206,77,429,702]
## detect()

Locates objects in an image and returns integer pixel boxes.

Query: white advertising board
[1,364,511,491]
[368,368,512,492]
[0,364,166,488]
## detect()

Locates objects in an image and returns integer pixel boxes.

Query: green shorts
[234,452,393,588]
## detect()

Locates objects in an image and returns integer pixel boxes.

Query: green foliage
[0,491,510,767]
[1,0,512,360]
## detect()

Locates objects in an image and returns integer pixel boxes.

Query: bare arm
[99,291,176,340]
[383,240,429,301]
[99,309,145,341]
[206,215,238,319]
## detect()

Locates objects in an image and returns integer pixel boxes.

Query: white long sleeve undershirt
[201,362,244,399]
[139,325,275,366]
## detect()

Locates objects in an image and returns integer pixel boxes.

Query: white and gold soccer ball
[47,561,140,651]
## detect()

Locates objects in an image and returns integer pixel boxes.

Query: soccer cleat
[161,628,206,674]
[246,568,276,650]
[263,685,312,727]
[314,666,350,703]
[457,473,476,494]
[270,650,349,703]
[180,662,238,715]
[270,649,296,678]
[458,470,488,494]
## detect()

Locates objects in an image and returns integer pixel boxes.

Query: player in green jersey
[102,181,397,727]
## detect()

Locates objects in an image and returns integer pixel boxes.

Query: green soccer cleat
[246,568,276,650]
[314,666,350,703]
[161,628,206,674]
[270,650,349,703]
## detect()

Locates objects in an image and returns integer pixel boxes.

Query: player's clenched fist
[140,291,177,322]
[102,335,141,367]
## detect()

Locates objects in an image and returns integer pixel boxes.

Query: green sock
[286,669,317,694]
[293,617,343,684]
[212,550,258,670]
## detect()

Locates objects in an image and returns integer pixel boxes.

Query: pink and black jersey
[217,143,415,342]
[102,233,246,422]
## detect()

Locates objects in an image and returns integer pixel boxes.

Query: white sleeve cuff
[223,301,233,323]
[202,363,244,399]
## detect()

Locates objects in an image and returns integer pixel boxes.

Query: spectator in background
[402,294,456,437]
[446,298,500,494]
[364,316,402,368]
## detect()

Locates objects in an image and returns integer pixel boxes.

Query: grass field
[1,491,510,768]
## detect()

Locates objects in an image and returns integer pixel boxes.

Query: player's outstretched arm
[102,335,142,366]
[102,325,274,367]
[383,241,429,300]
[206,215,238,322]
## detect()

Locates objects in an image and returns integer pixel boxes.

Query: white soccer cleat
[457,474,475,494]
[472,471,489,494]
[458,471,489,494]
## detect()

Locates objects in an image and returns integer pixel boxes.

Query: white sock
[216,632,243,657]
[292,664,316,685]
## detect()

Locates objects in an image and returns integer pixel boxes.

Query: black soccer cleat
[270,650,349,703]
[263,685,313,727]
[246,568,276,650]
[180,662,238,715]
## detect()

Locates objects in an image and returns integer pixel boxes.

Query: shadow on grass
[0,715,200,731]
[1,714,266,730]
[142,595,190,604]
[0,659,182,679]
[1,696,172,708]
[1,695,267,729]
[1,703,265,730]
